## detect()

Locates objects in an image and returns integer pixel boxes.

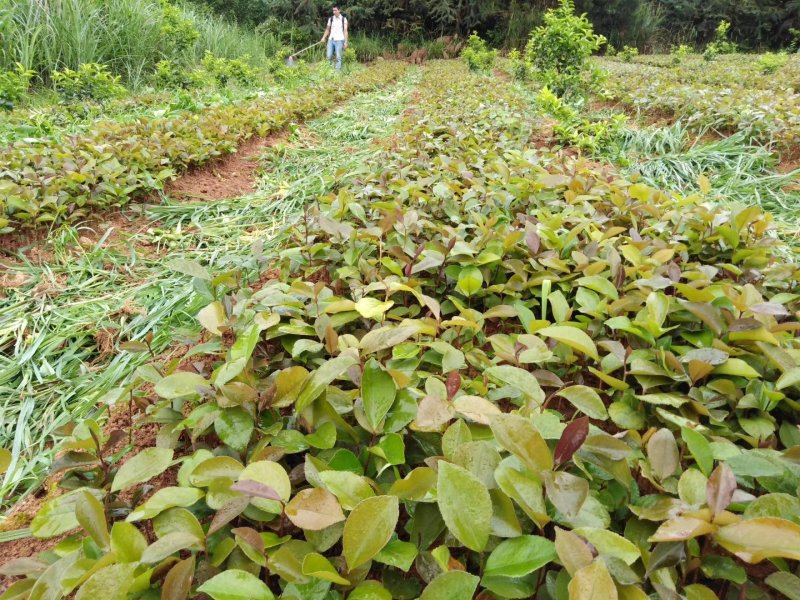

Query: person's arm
[321,19,330,43]
[344,19,349,47]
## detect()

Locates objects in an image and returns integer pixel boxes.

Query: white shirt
[329,15,347,41]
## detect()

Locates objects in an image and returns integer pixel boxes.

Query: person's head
[332,6,340,17]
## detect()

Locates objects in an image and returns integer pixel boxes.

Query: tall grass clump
[0,0,276,89]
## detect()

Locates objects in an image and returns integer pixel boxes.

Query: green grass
[0,0,278,89]
[616,121,800,225]
[0,68,419,510]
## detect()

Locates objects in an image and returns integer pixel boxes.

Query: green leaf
[537,325,599,360]
[359,325,419,354]
[343,495,399,570]
[573,528,641,565]
[776,366,800,390]
[681,427,713,476]
[168,258,211,280]
[556,386,608,420]
[141,531,202,563]
[215,407,254,453]
[490,413,553,473]
[238,460,291,513]
[355,297,395,320]
[429,341,466,373]
[319,470,375,510]
[437,461,492,551]
[296,351,359,412]
[456,266,483,296]
[766,572,800,600]
[420,571,479,600]
[577,275,619,299]
[75,563,137,600]
[544,471,589,519]
[362,358,397,433]
[0,448,11,475]
[31,488,104,538]
[374,539,418,571]
[126,487,204,522]
[111,521,147,563]
[484,535,556,578]
[154,372,210,399]
[713,358,760,379]
[197,570,275,600]
[484,365,545,407]
[348,580,392,600]
[75,489,109,548]
[302,552,350,585]
[568,559,619,600]
[111,447,174,493]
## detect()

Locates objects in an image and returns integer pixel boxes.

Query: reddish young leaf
[553,417,589,466]
[707,462,736,520]
[446,371,461,401]
[208,495,251,536]
[230,479,282,501]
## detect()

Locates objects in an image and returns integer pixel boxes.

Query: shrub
[507,48,530,81]
[200,51,257,87]
[524,0,606,99]
[343,47,357,65]
[160,0,200,58]
[461,32,498,73]
[705,20,737,59]
[537,86,626,153]
[0,63,34,111]
[52,63,126,103]
[619,45,639,62]
[758,52,788,74]
[670,44,692,64]
[153,60,209,89]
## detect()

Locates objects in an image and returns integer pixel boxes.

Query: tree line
[191,0,800,51]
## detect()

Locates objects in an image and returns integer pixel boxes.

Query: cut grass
[0,69,419,510]
[616,122,800,226]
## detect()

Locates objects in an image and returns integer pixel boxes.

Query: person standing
[321,6,348,70]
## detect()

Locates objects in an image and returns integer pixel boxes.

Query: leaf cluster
[9,61,800,600]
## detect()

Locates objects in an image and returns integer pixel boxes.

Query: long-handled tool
[285,40,324,67]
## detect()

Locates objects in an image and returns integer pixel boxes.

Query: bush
[461,32,498,73]
[619,45,639,62]
[524,0,606,99]
[758,51,788,74]
[52,63,126,103]
[670,44,692,64]
[343,47,357,65]
[0,63,35,111]
[704,20,737,59]
[160,0,200,58]
[153,60,209,89]
[200,51,257,87]
[507,48,530,81]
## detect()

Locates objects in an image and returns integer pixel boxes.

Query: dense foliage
[0,0,282,89]
[524,0,605,98]
[189,0,800,50]
[5,59,800,600]
[598,54,800,146]
[0,61,406,233]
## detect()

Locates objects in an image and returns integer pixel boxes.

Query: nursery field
[2,49,800,600]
